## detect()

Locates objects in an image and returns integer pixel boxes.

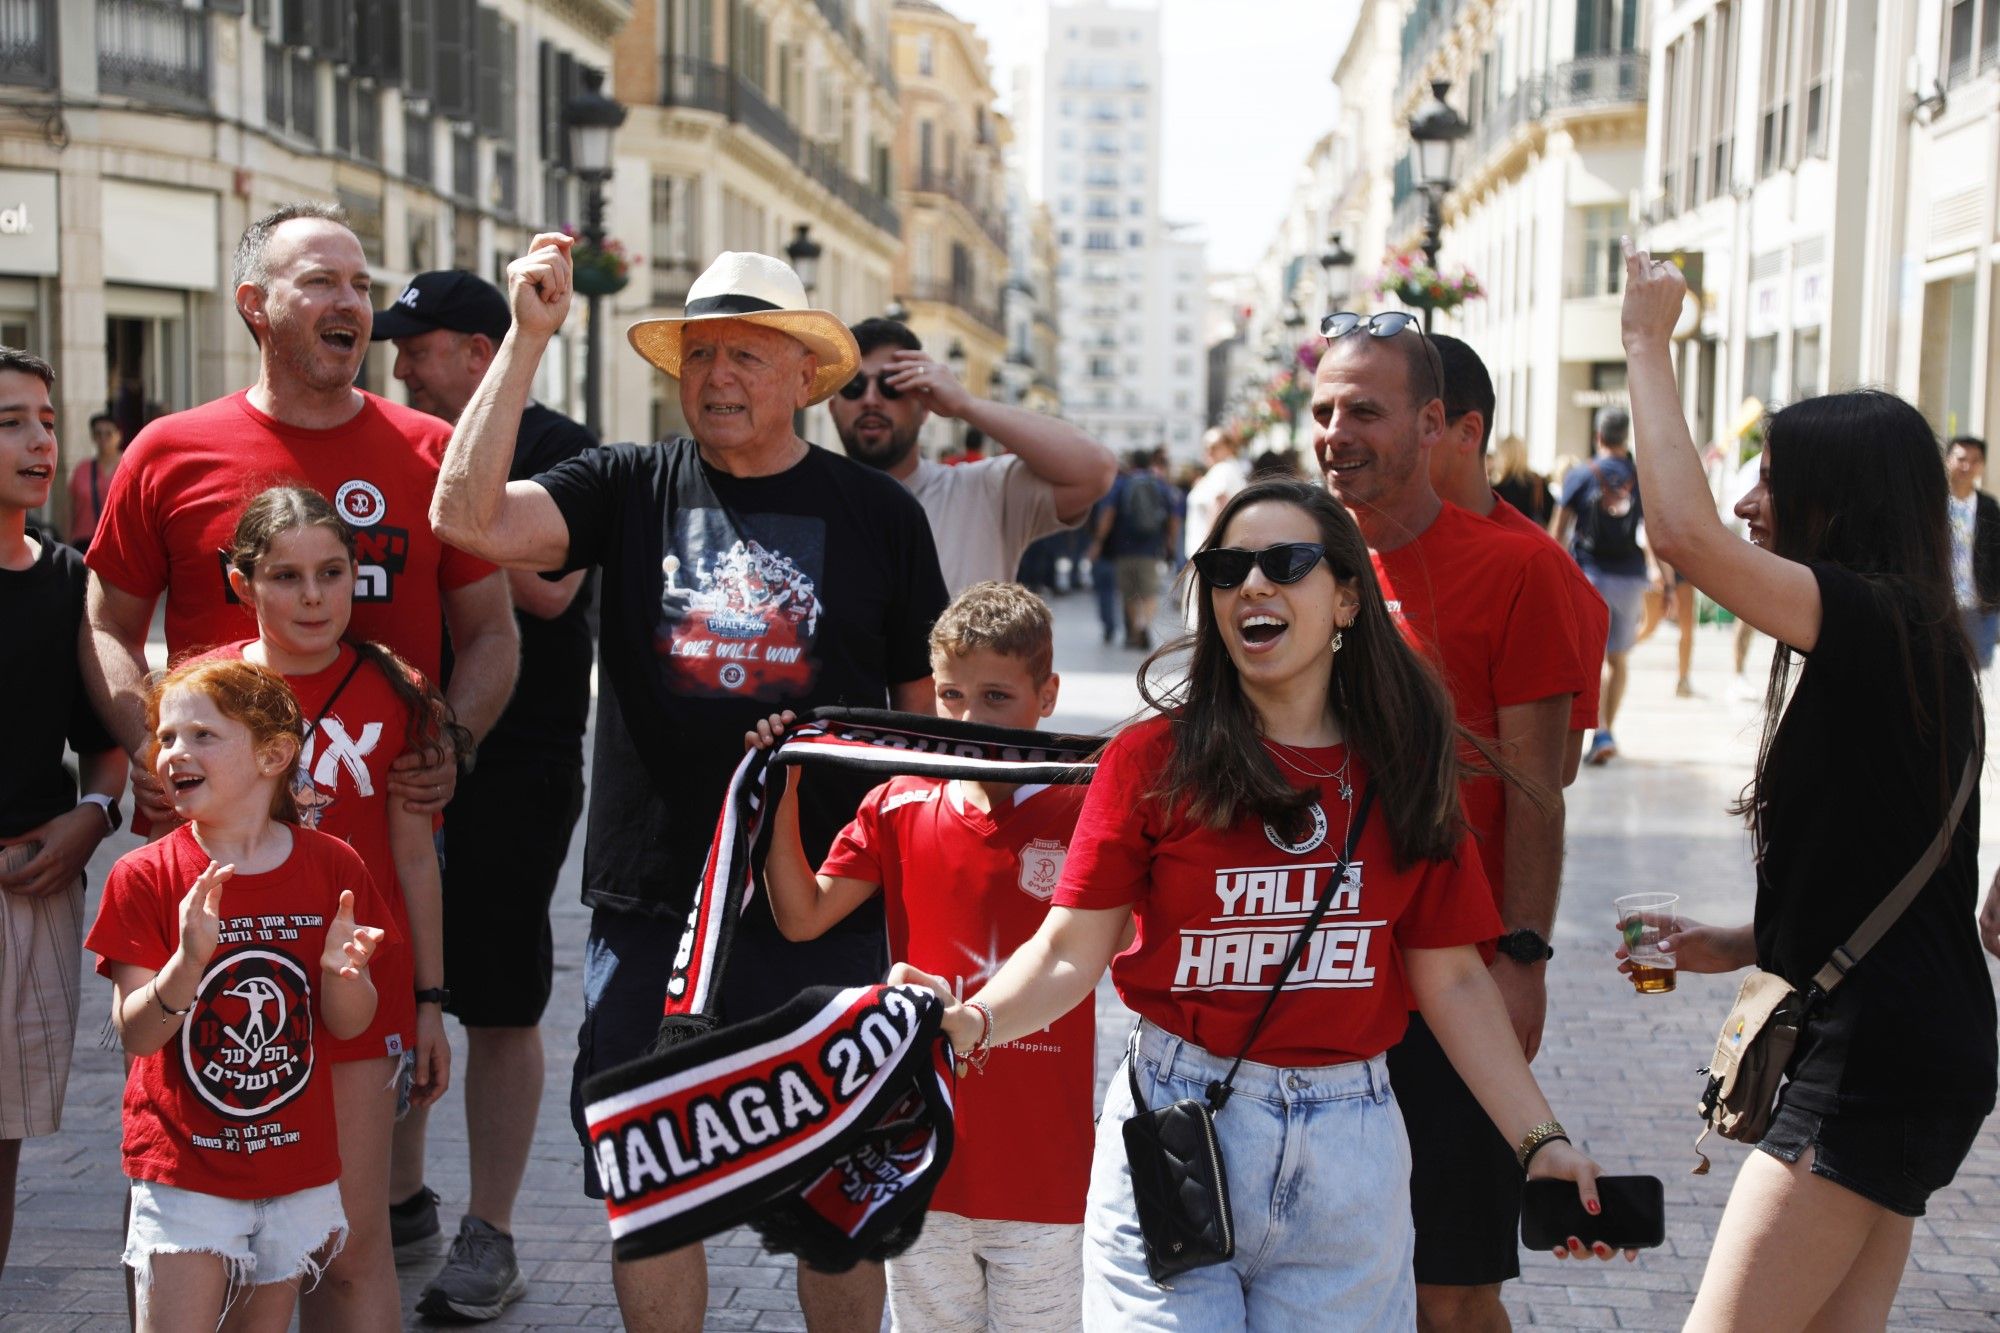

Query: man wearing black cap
[372,269,598,1322]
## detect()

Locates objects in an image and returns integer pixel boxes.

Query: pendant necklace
[1264,737,1354,803]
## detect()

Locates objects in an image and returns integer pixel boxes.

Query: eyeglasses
[1319,310,1445,406]
[837,372,904,401]
[1191,542,1330,589]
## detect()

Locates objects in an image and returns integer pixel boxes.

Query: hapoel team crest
[180,948,316,1118]
[1017,838,1067,901]
[1264,801,1329,855]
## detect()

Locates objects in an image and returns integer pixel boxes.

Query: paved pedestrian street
[7,589,2000,1330]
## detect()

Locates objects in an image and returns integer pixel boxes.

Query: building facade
[610,0,901,449]
[1392,0,1649,469]
[0,0,625,526]
[1038,2,1204,461]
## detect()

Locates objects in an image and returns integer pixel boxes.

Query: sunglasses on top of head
[1318,310,1445,403]
[1191,542,1332,589]
[837,371,904,401]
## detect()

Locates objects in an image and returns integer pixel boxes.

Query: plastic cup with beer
[1616,892,1680,994]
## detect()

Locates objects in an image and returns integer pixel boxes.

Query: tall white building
[1039,2,1206,460]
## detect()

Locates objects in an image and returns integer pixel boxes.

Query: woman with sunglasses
[1620,243,1993,1329]
[894,478,1622,1328]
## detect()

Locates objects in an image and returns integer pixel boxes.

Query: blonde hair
[928,582,1054,683]
[1491,433,1533,484]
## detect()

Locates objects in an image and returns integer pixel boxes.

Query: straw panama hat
[626,252,860,406]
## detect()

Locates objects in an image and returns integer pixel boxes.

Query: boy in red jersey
[748,582,1093,1332]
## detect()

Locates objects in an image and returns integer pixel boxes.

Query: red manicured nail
[1587,1199,1601,1214]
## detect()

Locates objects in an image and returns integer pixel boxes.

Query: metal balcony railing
[734,76,800,161]
[1547,50,1648,109]
[0,0,54,88]
[910,279,1003,335]
[99,0,209,107]
[661,56,728,114]
[911,168,1007,249]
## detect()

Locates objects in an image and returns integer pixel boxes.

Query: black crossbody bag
[1121,784,1376,1286]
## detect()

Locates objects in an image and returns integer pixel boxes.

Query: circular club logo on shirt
[180,948,316,1119]
[1263,801,1329,855]
[334,479,387,527]
[1017,838,1068,901]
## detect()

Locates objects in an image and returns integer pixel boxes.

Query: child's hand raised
[744,710,799,752]
[176,861,234,966]
[321,889,386,980]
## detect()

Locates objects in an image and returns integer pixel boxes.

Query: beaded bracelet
[956,1000,995,1078]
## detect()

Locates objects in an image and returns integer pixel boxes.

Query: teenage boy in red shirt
[748,582,1093,1332]
[1313,315,1588,1332]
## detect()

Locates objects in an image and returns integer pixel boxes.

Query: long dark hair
[1736,390,1977,848]
[1138,479,1511,867]
[228,485,472,769]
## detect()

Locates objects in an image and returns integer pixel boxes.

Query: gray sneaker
[389,1185,441,1262]
[416,1216,527,1323]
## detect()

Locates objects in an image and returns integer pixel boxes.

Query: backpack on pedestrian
[1120,474,1171,545]
[1576,462,1643,567]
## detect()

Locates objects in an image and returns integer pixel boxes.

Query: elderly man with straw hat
[433,233,947,1330]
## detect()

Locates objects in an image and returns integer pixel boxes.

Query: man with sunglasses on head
[828,318,1116,595]
[1313,310,1589,1333]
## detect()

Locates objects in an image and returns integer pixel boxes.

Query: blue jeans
[1083,1021,1416,1331]
[1961,606,1998,670]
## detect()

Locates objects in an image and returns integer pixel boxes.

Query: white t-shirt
[1182,456,1250,561]
[906,456,1069,595]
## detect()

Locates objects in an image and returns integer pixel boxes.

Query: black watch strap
[1497,929,1554,963]
[414,987,451,1006]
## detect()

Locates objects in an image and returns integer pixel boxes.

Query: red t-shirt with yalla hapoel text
[1052,717,1500,1067]
[1370,502,1589,905]
[85,824,398,1199]
[821,777,1093,1225]
[85,389,494,678]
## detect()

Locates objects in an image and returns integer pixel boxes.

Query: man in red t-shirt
[1427,335,1609,787]
[80,204,518,833]
[1312,314,1586,1327]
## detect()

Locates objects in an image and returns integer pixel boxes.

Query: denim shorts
[124,1178,346,1293]
[1587,569,1651,655]
[1083,1021,1415,1331]
[1757,1093,1987,1218]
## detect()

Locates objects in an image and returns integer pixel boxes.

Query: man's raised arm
[431,232,579,572]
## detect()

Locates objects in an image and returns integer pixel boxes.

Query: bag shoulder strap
[1203,783,1376,1110]
[1812,723,1982,994]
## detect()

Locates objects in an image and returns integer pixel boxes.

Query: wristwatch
[1495,929,1554,963]
[414,987,451,1007]
[78,792,122,835]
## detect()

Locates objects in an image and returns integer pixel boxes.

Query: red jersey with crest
[85,824,398,1199]
[1481,493,1609,732]
[85,389,494,675]
[1052,717,1500,1067]
[194,641,418,1063]
[1369,502,1588,907]
[820,776,1092,1224]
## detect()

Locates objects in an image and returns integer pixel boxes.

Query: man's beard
[270,311,363,394]
[839,416,921,472]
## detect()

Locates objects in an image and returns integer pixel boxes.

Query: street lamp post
[1318,229,1355,315]
[884,296,910,323]
[1407,79,1470,333]
[946,338,968,454]
[1280,301,1309,448]
[564,68,627,437]
[784,223,823,435]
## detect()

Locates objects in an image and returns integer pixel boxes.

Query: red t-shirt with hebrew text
[822,776,1093,1225]
[1482,492,1609,732]
[1370,502,1588,905]
[1052,717,1500,1067]
[85,389,493,677]
[85,824,397,1200]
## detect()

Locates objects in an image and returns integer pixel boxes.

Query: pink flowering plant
[561,225,640,294]
[1370,250,1484,312]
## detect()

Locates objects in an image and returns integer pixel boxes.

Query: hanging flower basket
[1370,251,1483,313]
[565,226,638,296]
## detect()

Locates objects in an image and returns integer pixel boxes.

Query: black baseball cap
[370,269,511,343]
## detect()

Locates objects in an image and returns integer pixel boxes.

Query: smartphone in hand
[1521,1175,1666,1251]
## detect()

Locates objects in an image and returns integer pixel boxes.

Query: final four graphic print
[656,509,826,698]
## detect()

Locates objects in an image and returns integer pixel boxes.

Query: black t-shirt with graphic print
[536,438,948,922]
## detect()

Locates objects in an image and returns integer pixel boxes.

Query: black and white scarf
[657,708,1102,1046]
[583,983,956,1269]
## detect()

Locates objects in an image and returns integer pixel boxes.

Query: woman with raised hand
[896,478,1620,1330]
[1617,238,1994,1330]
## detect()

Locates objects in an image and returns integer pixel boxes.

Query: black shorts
[441,756,585,1027]
[1387,1013,1523,1286]
[1757,1089,1986,1218]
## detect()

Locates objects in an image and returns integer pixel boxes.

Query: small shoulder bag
[1693,739,1979,1172]
[1121,785,1376,1286]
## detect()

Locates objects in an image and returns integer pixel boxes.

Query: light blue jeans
[1083,1021,1416,1331]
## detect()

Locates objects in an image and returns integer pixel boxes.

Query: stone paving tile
[7,603,2000,1328]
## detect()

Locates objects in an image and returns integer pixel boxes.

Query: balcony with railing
[911,168,1007,250]
[99,0,209,107]
[661,56,728,114]
[811,0,896,97]
[1547,50,1647,110]
[911,278,1002,335]
[0,0,54,88]
[688,70,898,237]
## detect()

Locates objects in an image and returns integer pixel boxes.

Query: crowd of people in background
[1,204,1996,1333]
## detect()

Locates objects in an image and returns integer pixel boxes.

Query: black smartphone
[1520,1175,1666,1251]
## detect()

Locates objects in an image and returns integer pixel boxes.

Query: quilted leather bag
[1121,786,1374,1286]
